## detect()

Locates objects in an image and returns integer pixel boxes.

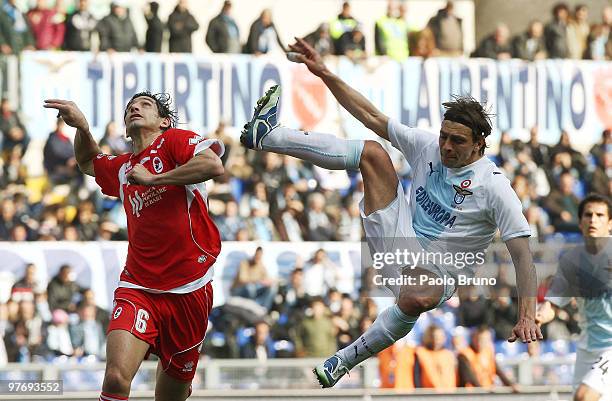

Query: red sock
[99,392,128,401]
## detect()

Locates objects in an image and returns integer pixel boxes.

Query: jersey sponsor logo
[153,157,163,173]
[113,306,123,319]
[129,191,144,217]
[415,186,456,228]
[452,184,473,205]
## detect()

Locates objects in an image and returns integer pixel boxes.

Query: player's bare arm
[126,148,224,186]
[505,236,543,343]
[43,99,100,177]
[288,37,389,140]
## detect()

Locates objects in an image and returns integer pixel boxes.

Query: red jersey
[93,128,224,292]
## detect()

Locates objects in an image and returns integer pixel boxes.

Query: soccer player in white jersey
[241,38,542,388]
[537,194,611,401]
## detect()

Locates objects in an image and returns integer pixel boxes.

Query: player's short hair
[578,193,612,220]
[124,91,178,131]
[442,95,493,155]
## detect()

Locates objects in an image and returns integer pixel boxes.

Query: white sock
[261,126,364,170]
[336,304,418,370]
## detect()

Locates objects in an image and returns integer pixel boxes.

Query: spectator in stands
[46,308,73,357]
[337,199,361,241]
[167,0,199,53]
[246,182,278,240]
[144,1,163,53]
[231,247,274,309]
[375,0,409,61]
[303,249,341,297]
[1,126,28,162]
[274,184,306,241]
[79,288,109,332]
[415,325,457,389]
[96,2,138,52]
[332,293,360,349]
[544,2,570,58]
[0,197,19,240]
[511,20,547,61]
[74,200,98,241]
[293,296,336,357]
[42,117,78,185]
[410,27,438,58]
[26,0,65,50]
[550,130,587,178]
[304,23,335,57]
[214,199,246,241]
[567,4,589,59]
[244,9,285,55]
[584,23,611,60]
[427,1,463,57]
[69,303,104,358]
[589,152,611,196]
[272,267,310,323]
[206,0,241,54]
[11,263,37,301]
[543,171,581,232]
[0,97,28,152]
[63,0,96,51]
[4,320,31,362]
[239,320,274,360]
[306,192,333,240]
[472,23,512,59]
[0,0,35,54]
[337,24,366,61]
[46,264,79,312]
[458,286,491,328]
[17,299,44,359]
[457,326,518,390]
[525,126,550,167]
[329,1,359,53]
[491,285,518,341]
[98,121,129,155]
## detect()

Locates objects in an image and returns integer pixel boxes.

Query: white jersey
[546,243,612,352]
[388,118,531,269]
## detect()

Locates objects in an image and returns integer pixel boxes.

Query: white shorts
[574,348,612,400]
[359,182,455,305]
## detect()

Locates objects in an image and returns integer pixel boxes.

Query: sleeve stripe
[194,139,225,157]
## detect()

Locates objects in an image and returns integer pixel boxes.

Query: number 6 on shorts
[135,309,150,333]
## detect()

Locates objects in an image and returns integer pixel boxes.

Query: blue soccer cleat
[240,84,281,150]
[313,354,350,388]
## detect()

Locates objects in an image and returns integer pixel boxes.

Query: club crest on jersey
[453,184,473,205]
[153,157,163,173]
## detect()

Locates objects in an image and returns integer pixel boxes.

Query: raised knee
[103,368,132,394]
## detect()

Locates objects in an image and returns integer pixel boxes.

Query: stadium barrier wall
[19,52,611,152]
[0,356,575,392]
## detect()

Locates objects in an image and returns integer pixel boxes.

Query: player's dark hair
[578,193,612,220]
[442,95,493,156]
[124,91,178,131]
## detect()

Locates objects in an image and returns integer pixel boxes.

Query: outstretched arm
[43,99,100,177]
[126,148,224,186]
[289,37,389,140]
[505,236,543,343]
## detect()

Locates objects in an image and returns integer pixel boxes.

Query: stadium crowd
[0,0,608,60]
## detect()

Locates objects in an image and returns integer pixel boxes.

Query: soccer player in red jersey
[44,93,225,401]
